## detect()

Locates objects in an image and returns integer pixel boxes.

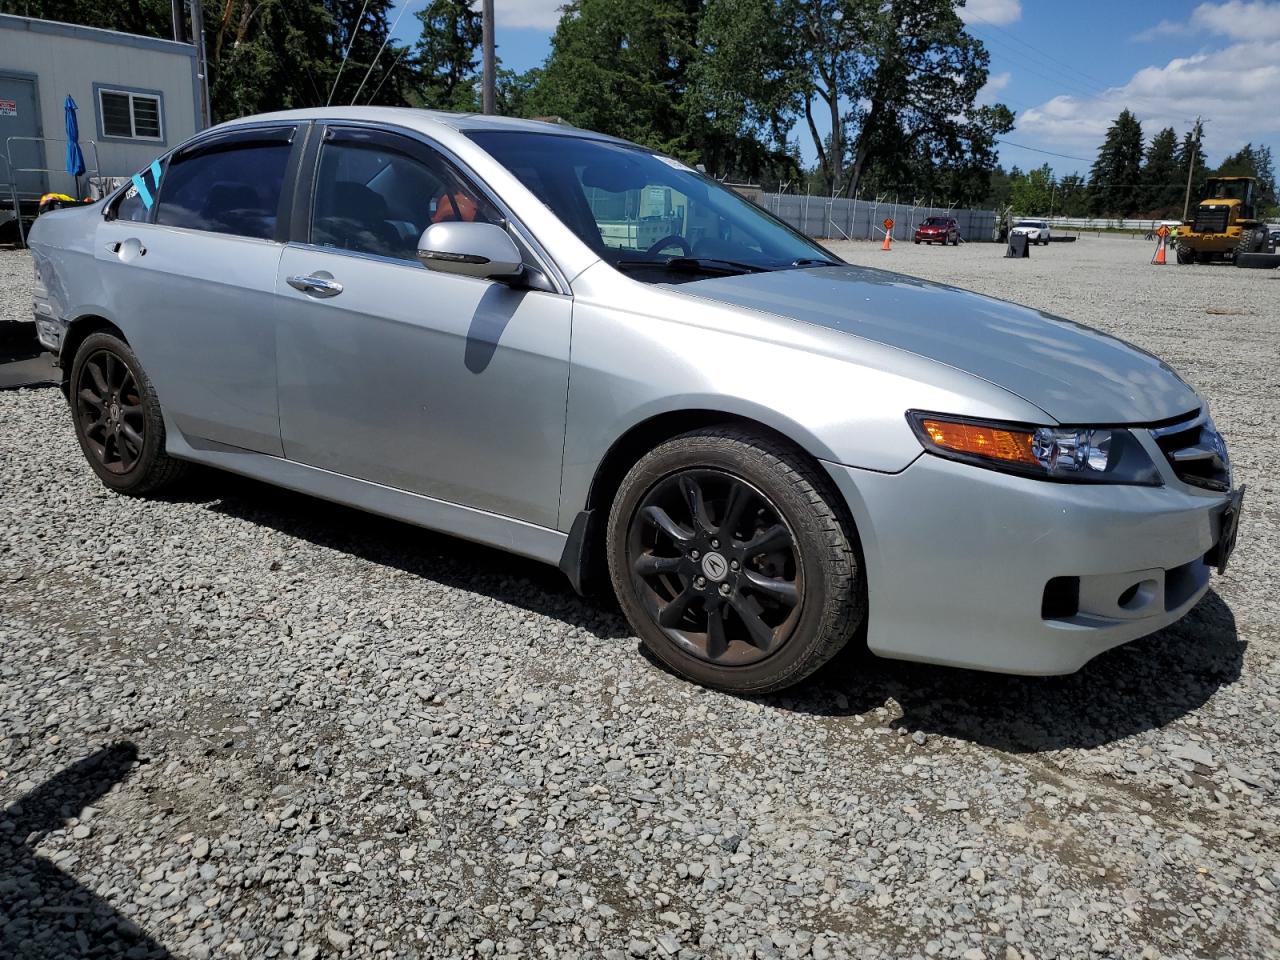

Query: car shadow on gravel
[771,589,1243,752]
[0,743,173,959]
[182,471,633,640]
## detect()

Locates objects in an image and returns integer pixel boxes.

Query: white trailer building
[0,12,203,238]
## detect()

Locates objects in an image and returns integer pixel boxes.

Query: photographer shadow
[0,744,172,959]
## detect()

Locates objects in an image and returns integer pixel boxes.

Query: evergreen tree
[528,0,704,160]
[413,0,482,111]
[1088,109,1143,217]
[1174,129,1209,218]
[1141,127,1180,216]
[1215,143,1277,215]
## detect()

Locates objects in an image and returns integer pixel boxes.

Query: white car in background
[1011,219,1051,245]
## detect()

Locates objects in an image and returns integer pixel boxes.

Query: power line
[327,0,371,106]
[351,0,420,105]
[970,31,1114,103]
[966,12,1115,97]
[996,138,1093,163]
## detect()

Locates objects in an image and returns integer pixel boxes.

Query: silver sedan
[27,108,1243,693]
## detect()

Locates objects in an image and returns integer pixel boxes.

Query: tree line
[985,109,1277,220]
[1,0,1014,206]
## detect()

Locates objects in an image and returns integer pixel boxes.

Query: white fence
[1046,217,1183,231]
[759,192,1000,242]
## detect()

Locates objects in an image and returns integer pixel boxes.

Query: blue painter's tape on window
[150,159,163,189]
[131,173,154,209]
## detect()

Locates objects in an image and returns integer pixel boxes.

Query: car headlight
[907,411,1163,485]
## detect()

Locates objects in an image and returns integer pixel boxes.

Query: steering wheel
[644,234,692,257]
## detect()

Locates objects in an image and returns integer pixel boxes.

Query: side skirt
[165,426,569,568]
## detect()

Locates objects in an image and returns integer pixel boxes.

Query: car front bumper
[824,452,1232,675]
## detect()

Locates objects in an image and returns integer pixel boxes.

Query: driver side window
[310,129,501,262]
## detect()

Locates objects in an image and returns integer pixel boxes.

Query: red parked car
[913,216,960,246]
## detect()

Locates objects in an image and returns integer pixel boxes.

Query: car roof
[210,106,631,145]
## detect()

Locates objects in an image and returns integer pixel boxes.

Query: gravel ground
[1,238,1277,960]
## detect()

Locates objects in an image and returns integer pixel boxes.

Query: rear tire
[69,332,188,495]
[607,426,865,694]
[1235,227,1265,258]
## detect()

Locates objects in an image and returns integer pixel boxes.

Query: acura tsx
[27,108,1244,693]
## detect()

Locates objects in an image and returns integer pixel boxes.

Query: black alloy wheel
[607,426,865,693]
[70,332,187,494]
[75,349,145,474]
[626,469,803,665]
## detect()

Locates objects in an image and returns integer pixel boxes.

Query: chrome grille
[1151,409,1231,492]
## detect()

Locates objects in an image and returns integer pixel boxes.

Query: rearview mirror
[416,222,523,281]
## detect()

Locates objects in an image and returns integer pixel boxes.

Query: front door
[0,72,46,204]
[94,125,300,455]
[275,125,571,529]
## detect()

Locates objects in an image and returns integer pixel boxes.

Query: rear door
[95,124,303,455]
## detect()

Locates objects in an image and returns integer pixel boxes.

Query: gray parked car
[27,108,1244,693]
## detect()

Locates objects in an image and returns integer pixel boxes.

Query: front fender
[558,267,1048,528]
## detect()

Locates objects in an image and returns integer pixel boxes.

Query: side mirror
[416,221,523,281]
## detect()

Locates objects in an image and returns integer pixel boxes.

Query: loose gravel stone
[2,239,1278,958]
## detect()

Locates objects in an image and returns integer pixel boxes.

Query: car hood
[678,265,1201,424]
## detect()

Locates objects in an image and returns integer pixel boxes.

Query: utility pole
[189,0,212,130]
[1182,116,1203,223]
[481,0,495,115]
[171,0,186,42]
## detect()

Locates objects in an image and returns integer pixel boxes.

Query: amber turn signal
[919,417,1038,466]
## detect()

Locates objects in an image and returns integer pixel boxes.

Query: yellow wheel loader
[1175,176,1270,264]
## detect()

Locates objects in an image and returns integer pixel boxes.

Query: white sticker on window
[653,154,693,172]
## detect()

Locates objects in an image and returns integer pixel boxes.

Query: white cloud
[1135,1,1280,41]
[1016,38,1280,164]
[1132,19,1190,42]
[1191,0,1280,39]
[960,0,1022,26]
[489,0,565,30]
[977,70,1011,103]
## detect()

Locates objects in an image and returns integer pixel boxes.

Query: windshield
[1204,178,1249,202]
[1016,220,1046,228]
[923,217,949,226]
[466,130,838,280]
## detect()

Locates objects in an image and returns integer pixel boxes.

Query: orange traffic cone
[882,231,892,252]
[1151,228,1168,265]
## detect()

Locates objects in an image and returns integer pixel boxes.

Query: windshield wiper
[613,256,770,276]
[790,257,840,268]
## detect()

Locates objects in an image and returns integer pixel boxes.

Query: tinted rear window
[156,137,292,240]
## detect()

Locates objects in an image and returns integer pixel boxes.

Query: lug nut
[694,576,706,588]
[730,560,740,571]
[719,583,731,596]
[690,550,700,560]
[710,539,720,548]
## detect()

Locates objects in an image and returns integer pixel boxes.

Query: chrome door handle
[287,274,344,297]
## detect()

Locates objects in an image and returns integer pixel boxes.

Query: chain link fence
[759,192,999,243]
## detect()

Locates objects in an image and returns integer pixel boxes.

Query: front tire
[607,426,865,694]
[70,332,187,495]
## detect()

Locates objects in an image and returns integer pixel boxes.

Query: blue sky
[391,0,1280,181]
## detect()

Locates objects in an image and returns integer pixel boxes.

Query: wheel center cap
[700,552,729,582]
